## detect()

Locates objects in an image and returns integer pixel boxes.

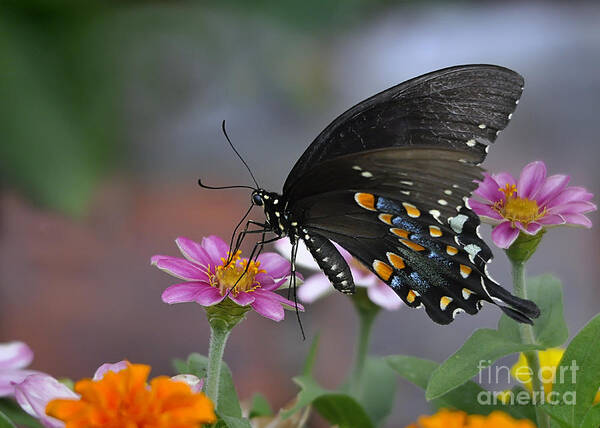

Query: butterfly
[205,64,540,325]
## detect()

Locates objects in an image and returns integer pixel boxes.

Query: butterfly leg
[289,237,306,339]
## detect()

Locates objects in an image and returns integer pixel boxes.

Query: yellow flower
[46,363,216,428]
[511,348,564,397]
[511,349,600,403]
[406,409,535,428]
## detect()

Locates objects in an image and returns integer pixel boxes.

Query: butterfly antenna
[221,120,260,189]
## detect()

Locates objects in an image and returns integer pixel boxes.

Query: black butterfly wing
[287,148,539,324]
[284,64,523,196]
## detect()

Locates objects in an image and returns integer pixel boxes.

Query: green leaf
[425,329,540,400]
[313,394,374,428]
[303,333,320,376]
[581,404,600,428]
[542,314,600,428]
[172,358,188,374]
[354,357,397,426]
[282,376,373,427]
[387,355,535,421]
[217,414,252,428]
[177,353,243,419]
[498,275,568,348]
[0,399,42,428]
[249,393,272,418]
[0,410,16,428]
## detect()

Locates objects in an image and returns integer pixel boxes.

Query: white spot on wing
[478,124,486,129]
[508,113,513,120]
[466,139,476,147]
[361,171,373,178]
[438,199,448,206]
[400,180,413,186]
[449,214,469,234]
[444,189,452,195]
[352,165,362,171]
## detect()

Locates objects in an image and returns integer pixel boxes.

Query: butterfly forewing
[284,65,523,194]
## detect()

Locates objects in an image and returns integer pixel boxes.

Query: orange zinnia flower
[407,409,536,428]
[46,363,216,428]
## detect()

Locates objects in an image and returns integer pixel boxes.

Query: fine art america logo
[477,359,579,405]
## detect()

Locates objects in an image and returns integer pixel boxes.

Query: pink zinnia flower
[0,341,40,397]
[469,161,596,249]
[152,235,303,321]
[275,240,403,311]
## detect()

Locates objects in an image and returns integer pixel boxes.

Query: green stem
[204,299,249,407]
[205,322,231,407]
[349,289,379,395]
[512,261,551,428]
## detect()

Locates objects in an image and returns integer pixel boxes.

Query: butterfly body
[244,64,540,325]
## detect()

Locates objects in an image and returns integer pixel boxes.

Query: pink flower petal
[175,237,211,267]
[201,235,229,266]
[153,257,209,281]
[366,281,403,310]
[257,252,291,279]
[491,221,520,249]
[546,187,594,209]
[537,214,565,225]
[161,281,223,306]
[228,291,255,306]
[468,199,503,220]
[518,161,547,199]
[250,292,286,321]
[171,374,203,393]
[267,292,305,311]
[562,213,593,228]
[259,274,301,292]
[493,172,517,189]
[0,342,33,370]
[93,361,128,381]
[297,273,333,303]
[350,266,377,287]
[333,242,353,263]
[473,174,504,202]
[549,201,597,215]
[0,369,39,397]
[535,174,570,207]
[14,374,77,428]
[516,222,542,235]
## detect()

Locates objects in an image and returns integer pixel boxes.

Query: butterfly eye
[252,193,264,206]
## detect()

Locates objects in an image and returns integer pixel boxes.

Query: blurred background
[1,1,599,426]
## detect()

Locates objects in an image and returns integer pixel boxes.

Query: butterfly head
[251,190,265,206]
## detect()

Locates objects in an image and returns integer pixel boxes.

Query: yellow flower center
[211,250,266,296]
[494,185,545,225]
[46,363,216,428]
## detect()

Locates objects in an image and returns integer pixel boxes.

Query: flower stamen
[211,250,266,296]
[493,185,546,225]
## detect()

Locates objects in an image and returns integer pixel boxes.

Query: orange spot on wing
[460,264,472,278]
[390,228,410,238]
[378,213,393,225]
[446,245,458,255]
[440,296,453,310]
[400,239,425,252]
[372,260,393,281]
[402,202,421,218]
[355,193,376,211]
[429,225,442,237]
[386,252,405,269]
[407,290,417,303]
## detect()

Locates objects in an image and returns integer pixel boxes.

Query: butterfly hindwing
[297,190,538,324]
